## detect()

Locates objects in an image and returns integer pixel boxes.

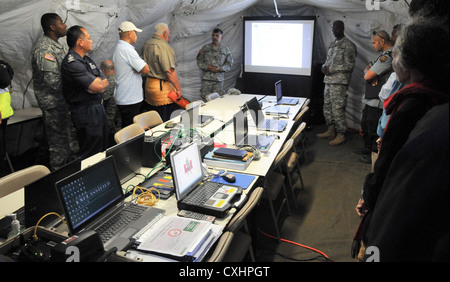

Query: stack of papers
[132,215,223,262]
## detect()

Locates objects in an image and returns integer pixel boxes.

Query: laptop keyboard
[183,181,222,205]
[95,204,147,243]
[260,119,284,131]
[256,135,273,146]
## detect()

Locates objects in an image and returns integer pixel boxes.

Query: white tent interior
[1,0,411,156]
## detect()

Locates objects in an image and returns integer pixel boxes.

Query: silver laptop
[245,97,288,132]
[233,108,275,153]
[180,105,214,128]
[56,156,165,251]
[275,80,299,105]
[169,142,242,218]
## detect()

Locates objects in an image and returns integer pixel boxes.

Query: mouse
[222,173,236,183]
[165,121,176,128]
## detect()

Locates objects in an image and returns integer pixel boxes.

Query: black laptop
[24,159,82,228]
[274,80,299,105]
[55,156,165,251]
[106,132,144,184]
[169,142,242,218]
[245,97,288,132]
[233,108,275,153]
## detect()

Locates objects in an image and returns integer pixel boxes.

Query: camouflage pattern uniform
[322,36,356,134]
[196,43,233,100]
[102,73,121,145]
[32,35,77,170]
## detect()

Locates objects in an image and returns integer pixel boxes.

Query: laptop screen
[180,107,195,130]
[106,132,144,184]
[233,108,248,146]
[245,97,265,126]
[56,156,123,233]
[170,143,203,201]
[275,80,282,101]
[24,159,82,228]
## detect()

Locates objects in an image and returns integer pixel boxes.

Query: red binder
[167,91,190,109]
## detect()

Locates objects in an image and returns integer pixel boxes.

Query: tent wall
[1,0,410,131]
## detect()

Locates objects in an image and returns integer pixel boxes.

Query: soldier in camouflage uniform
[316,20,357,146]
[100,59,121,147]
[197,28,234,101]
[32,13,77,170]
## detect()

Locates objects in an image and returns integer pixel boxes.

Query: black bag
[0,60,14,88]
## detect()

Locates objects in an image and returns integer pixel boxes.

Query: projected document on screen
[244,18,315,76]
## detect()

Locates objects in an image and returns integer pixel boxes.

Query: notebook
[169,142,243,218]
[24,159,82,228]
[275,80,299,105]
[55,156,165,251]
[233,108,275,153]
[106,132,144,184]
[245,97,288,132]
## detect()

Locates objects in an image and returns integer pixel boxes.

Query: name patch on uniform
[44,53,55,61]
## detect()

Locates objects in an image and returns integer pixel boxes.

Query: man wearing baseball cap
[113,21,150,127]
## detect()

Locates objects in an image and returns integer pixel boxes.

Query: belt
[69,99,103,107]
[148,77,166,91]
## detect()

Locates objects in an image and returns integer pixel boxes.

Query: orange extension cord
[258,228,333,262]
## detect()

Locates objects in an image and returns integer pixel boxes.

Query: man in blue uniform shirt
[61,25,109,160]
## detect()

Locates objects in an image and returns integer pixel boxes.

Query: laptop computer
[106,132,144,184]
[245,97,288,132]
[55,156,165,251]
[275,80,299,105]
[24,159,82,228]
[233,108,275,153]
[180,105,214,129]
[169,142,243,218]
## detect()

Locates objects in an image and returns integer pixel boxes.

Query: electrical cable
[131,186,160,207]
[33,212,67,241]
[257,228,333,262]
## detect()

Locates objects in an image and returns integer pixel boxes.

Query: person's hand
[376,137,382,153]
[176,89,182,99]
[355,198,368,217]
[321,65,330,75]
[208,65,220,73]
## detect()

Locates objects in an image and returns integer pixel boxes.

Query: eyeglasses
[372,31,386,41]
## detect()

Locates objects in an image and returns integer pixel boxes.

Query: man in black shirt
[61,25,109,160]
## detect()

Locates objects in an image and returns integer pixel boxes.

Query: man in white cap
[112,21,150,127]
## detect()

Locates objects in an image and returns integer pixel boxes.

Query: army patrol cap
[118,21,142,33]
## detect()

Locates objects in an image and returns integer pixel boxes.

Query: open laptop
[169,142,242,218]
[275,80,299,105]
[233,108,275,153]
[180,105,214,129]
[245,97,288,132]
[55,156,165,251]
[24,159,82,228]
[106,132,144,184]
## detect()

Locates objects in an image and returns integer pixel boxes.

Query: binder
[167,91,190,109]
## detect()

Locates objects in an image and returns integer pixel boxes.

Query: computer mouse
[165,121,176,128]
[222,173,236,183]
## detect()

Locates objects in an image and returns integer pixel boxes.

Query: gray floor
[253,124,371,262]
